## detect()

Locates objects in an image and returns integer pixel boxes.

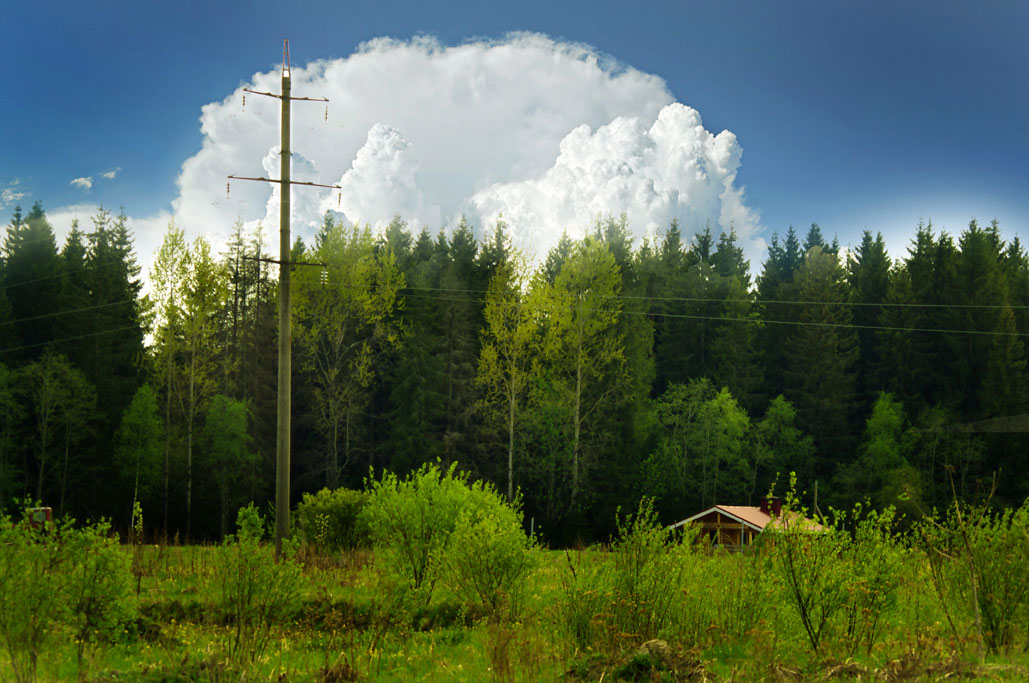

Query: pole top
[283,39,291,78]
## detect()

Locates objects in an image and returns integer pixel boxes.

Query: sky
[2,0,1027,273]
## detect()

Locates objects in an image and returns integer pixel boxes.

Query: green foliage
[63,519,134,671]
[0,513,132,682]
[361,461,534,616]
[295,486,370,552]
[766,477,906,656]
[556,548,610,651]
[293,219,404,487]
[114,384,163,519]
[920,496,1029,657]
[200,394,258,538]
[213,503,304,665]
[608,498,690,640]
[555,499,698,654]
[444,492,537,617]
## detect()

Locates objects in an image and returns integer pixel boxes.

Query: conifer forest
[2,201,1026,544]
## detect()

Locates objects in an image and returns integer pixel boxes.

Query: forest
[1,200,1026,543]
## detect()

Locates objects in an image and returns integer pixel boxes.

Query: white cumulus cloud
[70,176,93,190]
[101,168,121,180]
[468,103,762,262]
[169,33,762,265]
[1,181,26,207]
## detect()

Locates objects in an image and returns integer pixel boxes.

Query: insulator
[242,94,246,109]
[226,182,230,198]
[324,105,328,122]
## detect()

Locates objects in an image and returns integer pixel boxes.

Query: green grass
[3,542,1029,681]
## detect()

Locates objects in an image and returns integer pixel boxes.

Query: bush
[361,461,535,615]
[921,497,1029,657]
[214,503,304,665]
[0,512,133,682]
[295,486,370,552]
[444,496,536,617]
[556,499,698,653]
[609,498,690,640]
[64,520,134,671]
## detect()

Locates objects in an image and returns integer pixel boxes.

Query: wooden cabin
[670,498,823,551]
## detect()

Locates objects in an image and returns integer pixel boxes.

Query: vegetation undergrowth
[2,479,1029,680]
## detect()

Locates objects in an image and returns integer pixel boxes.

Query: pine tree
[80,208,145,510]
[781,246,859,487]
[847,231,891,401]
[3,202,65,361]
[757,226,803,399]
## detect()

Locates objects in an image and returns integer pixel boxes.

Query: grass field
[3,531,1029,682]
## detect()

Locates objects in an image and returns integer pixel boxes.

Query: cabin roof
[669,504,825,533]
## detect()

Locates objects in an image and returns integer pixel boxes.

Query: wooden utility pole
[229,40,338,554]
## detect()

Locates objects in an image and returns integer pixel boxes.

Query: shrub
[765,477,906,657]
[0,515,72,682]
[361,461,535,615]
[609,497,690,640]
[0,512,133,682]
[764,479,852,655]
[214,503,304,665]
[921,497,1029,657]
[295,487,370,553]
[556,499,698,653]
[64,519,134,671]
[444,495,536,617]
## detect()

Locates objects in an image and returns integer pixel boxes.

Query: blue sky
[2,0,1027,268]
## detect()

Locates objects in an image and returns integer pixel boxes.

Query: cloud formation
[1,180,26,208]
[101,168,121,180]
[170,33,762,263]
[70,176,93,190]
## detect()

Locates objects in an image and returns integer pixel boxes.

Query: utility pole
[229,40,339,555]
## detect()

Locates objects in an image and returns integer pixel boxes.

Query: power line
[0,325,141,355]
[393,291,1029,338]
[0,260,129,291]
[292,277,1029,311]
[0,298,138,327]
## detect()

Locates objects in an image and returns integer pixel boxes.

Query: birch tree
[146,222,187,535]
[293,220,403,485]
[477,258,538,501]
[539,239,624,509]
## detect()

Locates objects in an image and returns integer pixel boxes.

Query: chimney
[760,497,783,516]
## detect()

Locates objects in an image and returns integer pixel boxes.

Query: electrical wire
[0,325,141,354]
[0,298,138,327]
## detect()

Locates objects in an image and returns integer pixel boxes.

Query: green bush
[64,519,134,671]
[214,503,304,665]
[361,461,535,615]
[0,512,133,682]
[295,486,370,552]
[921,497,1029,657]
[443,494,536,617]
[609,497,690,640]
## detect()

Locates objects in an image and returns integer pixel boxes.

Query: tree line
[0,201,1026,542]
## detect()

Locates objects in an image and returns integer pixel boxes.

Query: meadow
[2,468,1029,682]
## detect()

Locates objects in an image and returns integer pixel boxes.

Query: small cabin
[669,498,822,551]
